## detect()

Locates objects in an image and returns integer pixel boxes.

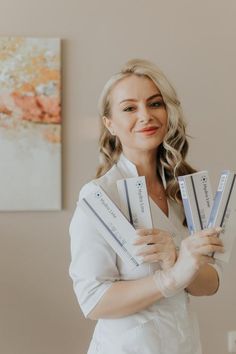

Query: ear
[102,116,116,135]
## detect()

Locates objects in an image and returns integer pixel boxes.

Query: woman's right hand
[153,227,224,297]
[172,227,224,285]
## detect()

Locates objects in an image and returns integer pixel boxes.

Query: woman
[69,59,224,354]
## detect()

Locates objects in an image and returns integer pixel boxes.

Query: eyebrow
[119,93,162,105]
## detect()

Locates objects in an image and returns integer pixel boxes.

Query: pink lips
[136,126,159,136]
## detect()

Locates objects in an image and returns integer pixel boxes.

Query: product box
[207,171,236,262]
[178,171,213,234]
[79,185,143,268]
[116,176,153,229]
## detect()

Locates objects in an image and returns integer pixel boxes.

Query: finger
[133,232,164,245]
[156,233,173,243]
[133,231,174,245]
[194,236,224,247]
[148,233,171,245]
[136,228,159,236]
[197,244,225,255]
[140,253,162,263]
[135,244,162,256]
[132,235,154,245]
[197,227,223,238]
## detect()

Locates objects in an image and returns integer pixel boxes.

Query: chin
[138,138,164,150]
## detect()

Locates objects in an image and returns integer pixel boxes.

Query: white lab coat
[69,154,215,354]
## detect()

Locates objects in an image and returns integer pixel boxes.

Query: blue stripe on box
[220,174,236,227]
[207,171,229,228]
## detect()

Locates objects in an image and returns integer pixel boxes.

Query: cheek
[159,110,168,131]
[114,118,135,134]
[113,121,129,133]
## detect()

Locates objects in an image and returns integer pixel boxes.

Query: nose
[138,106,153,124]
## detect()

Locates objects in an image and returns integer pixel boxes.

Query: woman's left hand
[133,228,177,270]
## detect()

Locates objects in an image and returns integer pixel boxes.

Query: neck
[122,148,161,187]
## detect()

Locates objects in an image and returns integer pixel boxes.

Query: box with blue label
[207,171,236,262]
[178,171,213,234]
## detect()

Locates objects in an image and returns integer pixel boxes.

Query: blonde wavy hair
[96,58,196,204]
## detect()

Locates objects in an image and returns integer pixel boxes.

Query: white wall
[1,1,235,353]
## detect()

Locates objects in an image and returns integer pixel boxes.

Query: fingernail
[215,226,223,233]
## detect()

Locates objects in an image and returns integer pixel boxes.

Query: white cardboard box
[116,176,153,229]
[178,171,213,234]
[207,170,236,262]
[79,185,143,268]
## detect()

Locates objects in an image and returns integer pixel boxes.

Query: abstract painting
[0,37,61,211]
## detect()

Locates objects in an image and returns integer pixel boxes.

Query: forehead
[110,75,161,104]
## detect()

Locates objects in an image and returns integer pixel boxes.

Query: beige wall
[1,1,236,353]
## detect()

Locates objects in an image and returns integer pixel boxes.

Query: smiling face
[103,74,168,159]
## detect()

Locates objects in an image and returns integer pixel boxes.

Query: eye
[123,106,136,112]
[149,101,164,108]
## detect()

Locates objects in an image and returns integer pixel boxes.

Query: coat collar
[115,153,184,245]
[116,153,167,189]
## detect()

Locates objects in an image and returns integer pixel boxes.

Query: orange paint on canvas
[0,37,61,144]
[11,92,61,124]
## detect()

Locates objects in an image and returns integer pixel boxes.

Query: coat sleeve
[69,182,121,318]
